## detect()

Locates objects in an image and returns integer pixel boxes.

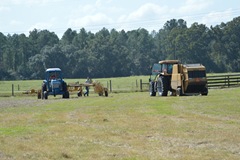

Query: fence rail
[207,74,240,88]
[0,79,145,97]
[1,74,240,97]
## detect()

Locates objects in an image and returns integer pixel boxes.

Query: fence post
[109,80,112,92]
[140,79,142,92]
[18,84,20,91]
[12,84,14,96]
[228,75,230,87]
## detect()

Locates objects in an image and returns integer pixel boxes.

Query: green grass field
[0,86,240,159]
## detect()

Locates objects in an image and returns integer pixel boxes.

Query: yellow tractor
[149,60,208,96]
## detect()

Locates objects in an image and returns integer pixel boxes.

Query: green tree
[127,28,156,75]
[183,23,209,61]
[29,29,59,53]
[86,28,111,77]
[222,17,240,72]
[72,28,89,50]
[28,54,46,79]
[156,19,188,60]
[109,29,130,76]
[0,32,10,79]
[61,28,77,45]
[209,23,227,72]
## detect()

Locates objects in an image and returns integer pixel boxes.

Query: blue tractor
[38,68,69,99]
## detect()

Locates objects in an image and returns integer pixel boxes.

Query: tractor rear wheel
[63,91,70,99]
[62,82,68,92]
[105,90,108,97]
[157,76,168,96]
[42,83,47,99]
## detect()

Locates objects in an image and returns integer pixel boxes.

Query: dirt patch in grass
[0,97,62,108]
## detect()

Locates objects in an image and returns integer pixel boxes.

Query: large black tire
[105,90,108,97]
[62,82,69,99]
[149,81,156,96]
[63,91,70,99]
[201,87,208,96]
[77,91,82,97]
[37,92,41,99]
[44,91,48,99]
[176,87,183,96]
[42,83,47,99]
[157,76,169,96]
[62,82,67,92]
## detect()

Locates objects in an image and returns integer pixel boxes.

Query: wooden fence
[2,74,240,96]
[207,74,240,88]
[140,73,240,91]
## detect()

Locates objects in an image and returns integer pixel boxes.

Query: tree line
[0,17,240,80]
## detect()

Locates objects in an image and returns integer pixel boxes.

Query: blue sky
[0,0,240,38]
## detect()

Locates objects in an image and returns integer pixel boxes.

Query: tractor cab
[159,60,179,75]
[46,68,62,81]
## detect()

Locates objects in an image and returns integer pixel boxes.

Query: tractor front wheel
[149,81,156,96]
[44,91,48,99]
[176,87,183,96]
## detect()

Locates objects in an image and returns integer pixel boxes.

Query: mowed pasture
[0,78,240,159]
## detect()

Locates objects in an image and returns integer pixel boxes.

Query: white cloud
[95,0,103,8]
[68,13,113,29]
[66,1,117,31]
[95,0,112,7]
[117,0,213,26]
[69,0,115,16]
[0,0,62,6]
[115,0,216,30]
[28,22,53,32]
[178,0,213,13]
[116,3,170,31]
[0,6,10,12]
[65,0,235,32]
[10,20,23,26]
[119,3,168,22]
[200,9,233,26]
[79,4,96,15]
